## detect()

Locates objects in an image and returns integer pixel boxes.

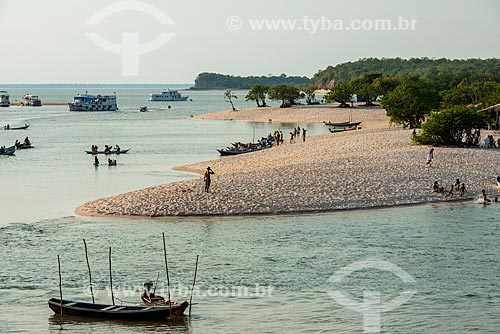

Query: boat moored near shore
[21,94,42,106]
[0,91,10,107]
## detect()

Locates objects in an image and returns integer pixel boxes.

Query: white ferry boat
[68,93,117,111]
[21,94,42,106]
[149,88,188,101]
[0,91,10,107]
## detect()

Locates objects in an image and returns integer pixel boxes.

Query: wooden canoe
[48,298,189,320]
[4,124,30,130]
[85,149,130,155]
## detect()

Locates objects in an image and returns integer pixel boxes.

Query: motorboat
[149,88,188,101]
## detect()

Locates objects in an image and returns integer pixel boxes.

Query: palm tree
[224,90,237,111]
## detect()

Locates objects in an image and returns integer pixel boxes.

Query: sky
[0,0,499,84]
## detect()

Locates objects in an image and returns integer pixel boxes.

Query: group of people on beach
[290,126,307,143]
[484,135,499,148]
[268,126,307,146]
[432,178,467,198]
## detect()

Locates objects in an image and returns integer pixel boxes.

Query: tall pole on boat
[109,247,115,305]
[162,233,172,316]
[57,255,63,317]
[83,239,95,304]
[152,272,160,294]
[189,255,199,316]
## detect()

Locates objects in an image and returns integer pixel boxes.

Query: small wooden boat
[328,126,359,133]
[218,148,253,156]
[324,121,362,127]
[48,298,189,320]
[85,149,130,155]
[218,143,271,156]
[0,145,16,156]
[4,124,30,130]
[140,106,148,112]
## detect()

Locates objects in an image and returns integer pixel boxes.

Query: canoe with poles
[49,237,199,321]
[48,298,189,319]
[4,124,30,130]
[324,121,362,127]
[0,145,16,156]
[85,149,130,155]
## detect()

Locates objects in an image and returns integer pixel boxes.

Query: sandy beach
[76,105,500,217]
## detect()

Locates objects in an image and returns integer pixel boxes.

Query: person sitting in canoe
[141,281,165,304]
[104,145,111,153]
[115,144,120,153]
[24,137,30,145]
[91,145,98,152]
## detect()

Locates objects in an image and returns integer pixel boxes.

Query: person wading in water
[204,167,215,193]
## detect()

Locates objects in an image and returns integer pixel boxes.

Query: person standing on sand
[445,184,454,198]
[426,148,434,167]
[302,128,307,142]
[204,167,215,193]
[460,183,466,197]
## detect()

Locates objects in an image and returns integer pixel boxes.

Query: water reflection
[48,314,192,333]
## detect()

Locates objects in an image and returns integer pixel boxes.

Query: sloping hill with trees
[312,58,500,88]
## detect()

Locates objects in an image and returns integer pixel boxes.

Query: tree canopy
[245,84,269,107]
[268,85,303,108]
[324,82,353,107]
[194,73,310,90]
[415,106,490,145]
[382,77,440,129]
[312,58,500,89]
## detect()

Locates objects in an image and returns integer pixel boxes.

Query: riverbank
[76,105,500,217]
[9,101,67,106]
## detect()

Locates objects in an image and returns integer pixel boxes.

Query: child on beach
[426,148,434,167]
[460,183,466,197]
[445,185,454,198]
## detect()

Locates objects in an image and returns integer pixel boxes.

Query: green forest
[312,58,500,88]
[193,73,310,90]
